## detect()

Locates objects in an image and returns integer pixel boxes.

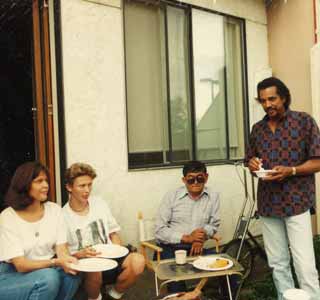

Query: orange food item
[208,258,229,268]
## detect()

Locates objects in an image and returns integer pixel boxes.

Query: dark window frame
[54,0,68,204]
[123,0,250,170]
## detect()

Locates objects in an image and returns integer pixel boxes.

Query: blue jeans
[0,262,81,300]
[261,210,320,300]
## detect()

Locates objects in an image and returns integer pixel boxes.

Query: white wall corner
[82,0,121,8]
[310,42,320,234]
[245,20,269,130]
[317,0,320,41]
[311,43,320,124]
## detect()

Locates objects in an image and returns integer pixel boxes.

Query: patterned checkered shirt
[155,186,220,244]
[245,110,320,217]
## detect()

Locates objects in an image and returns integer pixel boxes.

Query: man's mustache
[266,107,275,113]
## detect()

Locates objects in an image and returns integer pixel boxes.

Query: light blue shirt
[155,186,220,244]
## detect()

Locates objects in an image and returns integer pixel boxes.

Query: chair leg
[155,272,159,296]
[226,275,233,300]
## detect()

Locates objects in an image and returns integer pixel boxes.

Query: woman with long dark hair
[0,161,81,300]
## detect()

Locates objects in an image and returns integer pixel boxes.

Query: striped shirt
[155,186,220,244]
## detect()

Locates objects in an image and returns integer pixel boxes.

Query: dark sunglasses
[186,175,206,185]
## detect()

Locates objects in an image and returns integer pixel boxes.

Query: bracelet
[292,167,297,176]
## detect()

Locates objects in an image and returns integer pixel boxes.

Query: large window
[124,0,248,168]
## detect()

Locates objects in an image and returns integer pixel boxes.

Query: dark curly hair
[5,161,50,210]
[257,77,291,109]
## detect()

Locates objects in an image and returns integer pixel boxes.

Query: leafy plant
[239,235,320,300]
[241,273,276,300]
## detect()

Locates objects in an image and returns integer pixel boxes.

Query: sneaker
[103,293,122,300]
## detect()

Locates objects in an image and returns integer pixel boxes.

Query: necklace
[27,204,44,238]
[32,221,41,238]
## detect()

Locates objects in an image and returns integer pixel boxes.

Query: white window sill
[82,0,121,8]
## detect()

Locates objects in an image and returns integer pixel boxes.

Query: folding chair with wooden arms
[138,212,162,270]
[138,212,222,296]
[138,212,220,268]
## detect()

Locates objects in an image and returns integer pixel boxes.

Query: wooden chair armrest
[141,241,163,252]
[140,241,163,270]
[212,233,222,253]
[195,277,208,292]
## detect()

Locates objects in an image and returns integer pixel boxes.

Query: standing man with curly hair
[245,77,320,300]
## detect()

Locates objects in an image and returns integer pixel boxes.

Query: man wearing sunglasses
[155,160,220,292]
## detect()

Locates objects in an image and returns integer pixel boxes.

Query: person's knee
[34,268,60,296]
[129,253,145,276]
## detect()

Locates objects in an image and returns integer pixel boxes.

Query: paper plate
[93,244,129,259]
[69,257,118,272]
[192,257,233,271]
[162,293,181,300]
[254,170,277,178]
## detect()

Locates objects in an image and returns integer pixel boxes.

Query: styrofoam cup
[175,250,187,265]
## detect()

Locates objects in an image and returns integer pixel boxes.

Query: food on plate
[208,258,229,269]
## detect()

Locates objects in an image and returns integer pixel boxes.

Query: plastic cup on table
[175,250,187,265]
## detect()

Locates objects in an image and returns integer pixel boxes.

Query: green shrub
[243,274,277,300]
[313,235,320,271]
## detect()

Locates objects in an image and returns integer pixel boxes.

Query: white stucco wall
[246,20,270,127]
[60,0,269,245]
[311,43,320,233]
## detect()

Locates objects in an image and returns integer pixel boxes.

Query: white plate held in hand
[193,257,233,271]
[254,170,277,178]
[93,244,129,259]
[69,257,118,272]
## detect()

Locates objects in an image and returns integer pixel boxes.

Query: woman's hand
[55,243,83,275]
[55,255,78,275]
